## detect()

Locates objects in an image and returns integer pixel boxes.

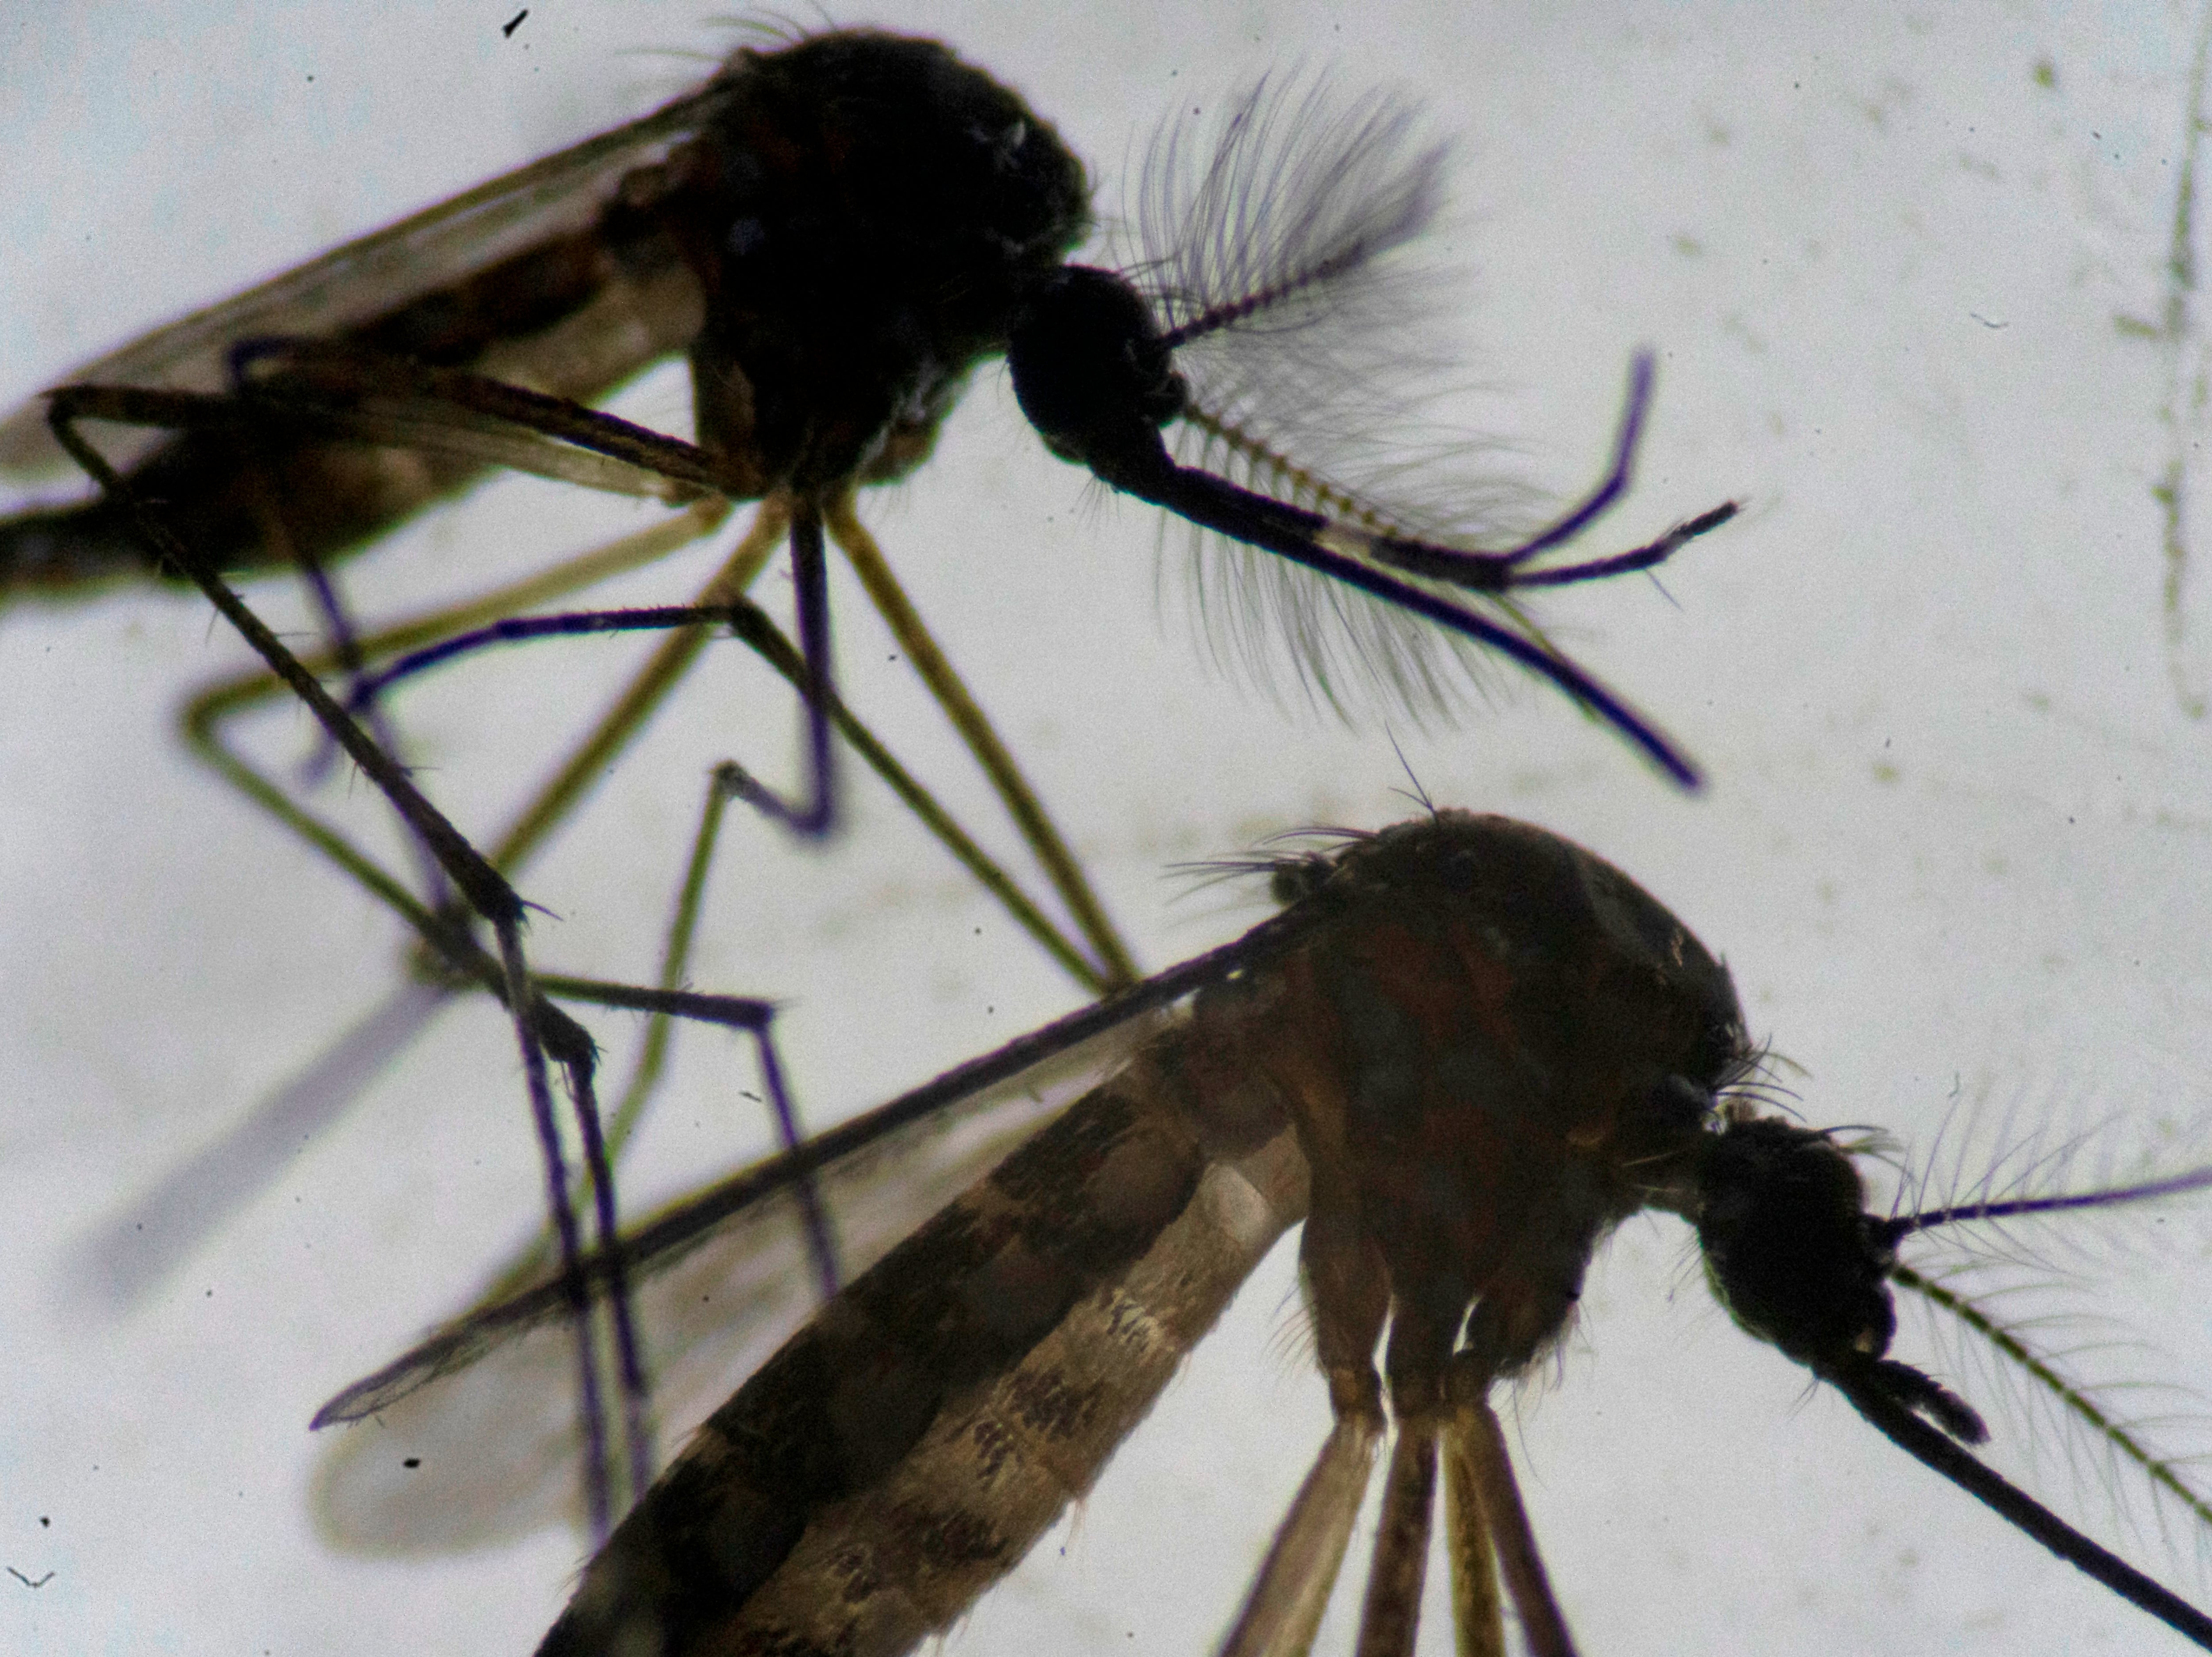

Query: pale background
[4,2,2212,1653]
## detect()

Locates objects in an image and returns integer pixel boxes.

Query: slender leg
[185,350,1145,982]
[827,493,1140,989]
[52,395,637,1538]
[153,523,1117,1326]
[485,503,783,875]
[569,761,843,1303]
[713,500,836,834]
[1355,1422,1440,1657]
[1449,1390,1579,1657]
[1441,1416,1505,1657]
[1219,1416,1384,1657]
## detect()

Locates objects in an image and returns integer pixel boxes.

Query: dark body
[538,812,1749,1656]
[0,32,1088,591]
[8,28,1730,784]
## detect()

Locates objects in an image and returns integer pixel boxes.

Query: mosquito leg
[1219,1182,1396,1656]
[826,492,1140,988]
[697,764,837,1294]
[1445,1369,1579,1657]
[172,387,1132,982]
[289,573,1120,996]
[309,566,1117,992]
[717,603,1109,990]
[714,499,837,834]
[181,352,1138,979]
[233,460,458,916]
[540,759,844,1301]
[481,923,616,1538]
[340,500,840,842]
[549,973,838,1313]
[180,495,748,966]
[166,522,1104,1316]
[486,504,783,873]
[184,498,737,763]
[284,551,391,775]
[469,587,1127,1320]
[219,340,695,772]
[455,743,767,1323]
[552,1044,655,1509]
[1218,1416,1383,1657]
[1441,1415,1507,1657]
[141,508,752,1309]
[1354,1421,1439,1657]
[218,430,424,798]
[50,391,638,1540]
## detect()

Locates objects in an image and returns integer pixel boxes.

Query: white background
[5,2,2212,1654]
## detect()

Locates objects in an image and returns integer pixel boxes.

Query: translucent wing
[0,71,736,477]
[310,1008,1164,1554]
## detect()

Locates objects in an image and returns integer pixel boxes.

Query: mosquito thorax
[1272,813,1754,1387]
[1006,265,1188,486]
[655,32,1092,494]
[1312,812,1750,1086]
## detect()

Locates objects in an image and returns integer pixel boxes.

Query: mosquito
[5,29,1733,801]
[321,810,2212,1656]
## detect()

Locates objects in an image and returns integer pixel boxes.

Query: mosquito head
[1694,1108,1988,1444]
[1007,265,1189,484]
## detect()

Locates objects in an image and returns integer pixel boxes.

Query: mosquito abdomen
[0,232,703,598]
[537,1017,1308,1657]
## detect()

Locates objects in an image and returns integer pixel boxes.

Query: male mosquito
[6,29,1732,800]
[321,811,2212,1656]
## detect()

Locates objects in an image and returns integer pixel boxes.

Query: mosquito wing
[309,1006,1167,1555]
[0,72,735,478]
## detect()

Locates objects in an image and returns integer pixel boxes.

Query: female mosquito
[319,811,2212,1656]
